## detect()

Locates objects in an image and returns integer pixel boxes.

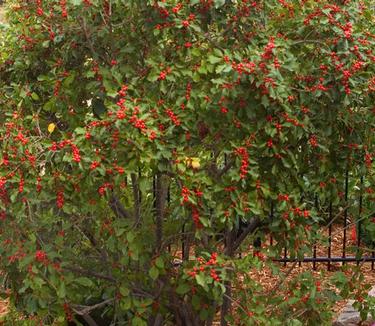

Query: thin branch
[64,266,116,283]
[269,261,298,295]
[81,314,99,326]
[109,193,132,219]
[72,298,114,316]
[79,17,97,60]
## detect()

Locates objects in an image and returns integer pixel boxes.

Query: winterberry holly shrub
[0,0,374,325]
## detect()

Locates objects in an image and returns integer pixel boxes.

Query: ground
[0,7,4,23]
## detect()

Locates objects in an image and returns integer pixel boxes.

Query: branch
[72,298,114,316]
[109,193,132,219]
[269,261,298,295]
[231,217,261,254]
[64,266,116,283]
[79,17,97,60]
[217,157,235,178]
[81,314,99,326]
[74,225,112,276]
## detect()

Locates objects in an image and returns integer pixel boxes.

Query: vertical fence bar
[342,169,349,266]
[167,184,171,253]
[313,195,318,270]
[284,246,287,267]
[270,202,274,246]
[182,223,186,260]
[138,168,142,203]
[328,202,333,271]
[356,176,363,266]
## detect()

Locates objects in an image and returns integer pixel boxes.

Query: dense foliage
[0,0,375,325]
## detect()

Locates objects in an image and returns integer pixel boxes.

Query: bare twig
[64,266,116,283]
[72,298,114,316]
[269,261,298,295]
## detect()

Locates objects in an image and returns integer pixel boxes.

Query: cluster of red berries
[181,186,190,203]
[59,0,68,18]
[54,80,61,97]
[365,152,372,168]
[56,190,64,208]
[191,206,203,229]
[165,108,181,126]
[90,161,100,170]
[71,144,81,162]
[35,250,48,263]
[231,59,256,76]
[15,132,29,145]
[309,135,318,148]
[261,37,275,60]
[18,176,24,193]
[129,112,147,130]
[25,149,36,167]
[172,3,183,14]
[235,147,249,179]
[63,303,73,322]
[278,194,290,202]
[48,26,55,41]
[98,182,113,196]
[36,177,42,193]
[188,252,221,282]
[292,207,310,218]
[158,67,172,81]
[91,61,103,82]
[36,0,43,16]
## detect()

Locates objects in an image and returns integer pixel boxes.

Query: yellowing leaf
[184,157,192,167]
[185,157,201,169]
[48,123,56,134]
[191,158,200,169]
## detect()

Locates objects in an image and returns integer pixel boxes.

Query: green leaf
[214,0,226,8]
[176,283,190,295]
[57,281,66,299]
[196,273,207,289]
[132,317,147,326]
[120,287,130,297]
[149,266,159,280]
[155,257,164,269]
[126,232,135,243]
[75,277,93,287]
[208,55,222,65]
[31,92,39,101]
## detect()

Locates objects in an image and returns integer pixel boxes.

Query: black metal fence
[149,165,374,271]
[274,171,375,271]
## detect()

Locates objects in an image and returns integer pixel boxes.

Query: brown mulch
[0,298,8,324]
[0,7,5,24]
